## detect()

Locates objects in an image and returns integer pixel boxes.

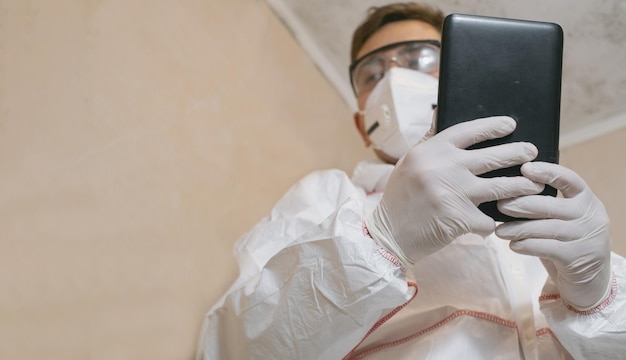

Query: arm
[495,162,626,357]
[539,252,626,358]
[196,170,410,360]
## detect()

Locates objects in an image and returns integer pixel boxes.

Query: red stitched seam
[539,293,560,301]
[362,218,405,272]
[539,274,617,315]
[535,327,555,337]
[342,282,418,360]
[362,218,372,238]
[376,247,405,272]
[348,309,518,360]
[535,327,570,351]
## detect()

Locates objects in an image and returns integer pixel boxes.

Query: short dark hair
[350,2,445,62]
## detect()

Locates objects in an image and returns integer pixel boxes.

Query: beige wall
[0,1,624,359]
[0,1,372,359]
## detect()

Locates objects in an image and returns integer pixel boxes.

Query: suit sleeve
[196,170,411,360]
[540,252,626,359]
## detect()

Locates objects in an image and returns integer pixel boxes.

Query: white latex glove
[495,161,612,310]
[365,116,544,266]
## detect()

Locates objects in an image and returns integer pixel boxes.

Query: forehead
[356,20,442,60]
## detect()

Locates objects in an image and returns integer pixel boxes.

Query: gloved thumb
[418,108,438,144]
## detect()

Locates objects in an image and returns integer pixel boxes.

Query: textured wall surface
[269,0,626,138]
[0,0,624,359]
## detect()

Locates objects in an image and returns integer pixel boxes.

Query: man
[197,3,626,359]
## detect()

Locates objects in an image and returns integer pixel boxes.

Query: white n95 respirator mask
[361,67,438,160]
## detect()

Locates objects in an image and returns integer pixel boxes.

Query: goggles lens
[350,40,441,95]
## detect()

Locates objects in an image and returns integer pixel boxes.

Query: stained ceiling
[266,0,626,147]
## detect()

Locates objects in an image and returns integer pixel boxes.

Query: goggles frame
[349,39,441,96]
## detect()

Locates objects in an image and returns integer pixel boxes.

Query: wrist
[564,260,613,312]
[365,206,415,268]
[563,274,616,314]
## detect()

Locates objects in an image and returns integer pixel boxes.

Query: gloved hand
[495,161,612,310]
[365,116,544,267]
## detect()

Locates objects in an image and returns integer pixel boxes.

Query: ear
[353,111,371,147]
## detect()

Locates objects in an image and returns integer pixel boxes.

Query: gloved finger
[507,237,564,261]
[443,203,496,238]
[495,218,583,241]
[521,162,587,198]
[464,142,538,175]
[497,195,578,220]
[507,236,597,268]
[466,210,497,238]
[467,176,544,204]
[438,116,517,149]
[418,109,438,144]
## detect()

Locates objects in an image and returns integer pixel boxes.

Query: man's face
[352,20,442,163]
[355,20,442,110]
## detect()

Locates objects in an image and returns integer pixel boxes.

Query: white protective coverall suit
[197,161,626,359]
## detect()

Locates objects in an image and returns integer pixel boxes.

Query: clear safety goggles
[349,40,441,96]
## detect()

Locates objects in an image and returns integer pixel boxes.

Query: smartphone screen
[436,13,563,222]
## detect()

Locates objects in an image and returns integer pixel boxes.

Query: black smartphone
[436,13,563,222]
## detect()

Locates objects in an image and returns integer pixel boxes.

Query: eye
[363,70,383,86]
[355,62,385,91]
[405,46,439,73]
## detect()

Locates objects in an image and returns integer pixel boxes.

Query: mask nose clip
[387,56,402,71]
